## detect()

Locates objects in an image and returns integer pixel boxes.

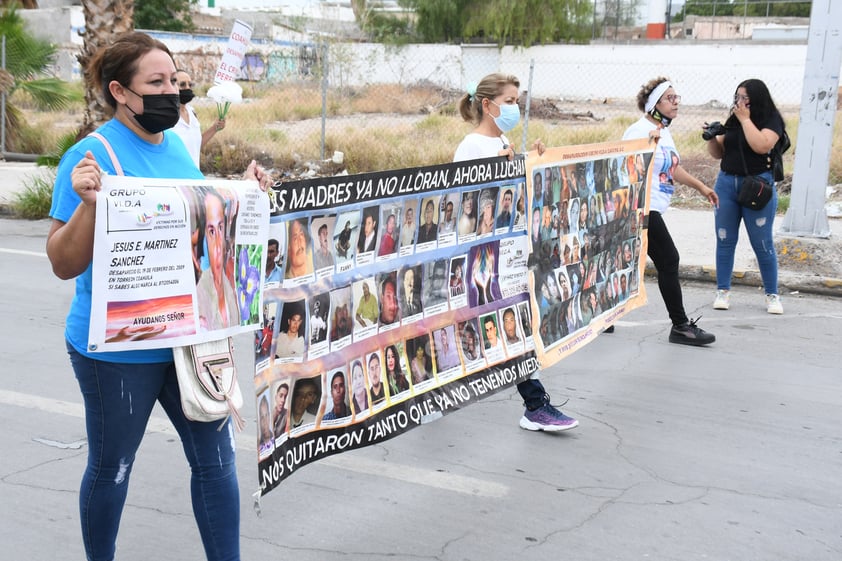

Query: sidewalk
[661,207,842,298]
[3,161,841,297]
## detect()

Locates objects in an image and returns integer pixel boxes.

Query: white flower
[207,82,243,119]
[207,81,243,104]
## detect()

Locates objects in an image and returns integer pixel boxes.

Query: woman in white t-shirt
[454,72,578,433]
[172,70,226,168]
[621,76,717,346]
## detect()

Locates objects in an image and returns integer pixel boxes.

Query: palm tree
[0,1,39,8]
[78,0,134,137]
[1,5,77,153]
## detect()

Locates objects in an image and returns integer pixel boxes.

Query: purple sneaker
[519,404,579,432]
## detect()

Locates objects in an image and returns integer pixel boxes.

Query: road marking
[0,389,509,498]
[0,247,47,258]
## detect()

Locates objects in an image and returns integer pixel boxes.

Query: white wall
[47,37,833,108]
[325,42,815,106]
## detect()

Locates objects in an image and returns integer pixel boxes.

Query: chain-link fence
[43,32,841,188]
[178,37,837,182]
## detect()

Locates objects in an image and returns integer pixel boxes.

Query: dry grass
[13,82,842,190]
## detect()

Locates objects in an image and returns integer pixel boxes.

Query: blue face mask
[489,100,521,132]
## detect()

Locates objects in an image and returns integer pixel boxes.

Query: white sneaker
[713,289,730,310]
[766,294,783,315]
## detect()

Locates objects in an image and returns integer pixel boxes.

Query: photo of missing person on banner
[257,390,274,458]
[357,206,379,254]
[272,379,290,438]
[449,257,466,298]
[406,333,433,384]
[329,286,353,342]
[334,210,359,263]
[475,187,499,236]
[321,369,351,422]
[290,375,322,430]
[377,203,402,258]
[377,271,400,326]
[285,217,314,280]
[366,350,386,405]
[422,259,449,309]
[438,193,459,235]
[399,265,423,318]
[352,278,379,329]
[310,215,336,271]
[384,343,410,396]
[416,196,440,244]
[456,318,483,364]
[399,199,418,249]
[275,300,306,360]
[191,186,240,331]
[255,301,277,361]
[496,186,514,230]
[433,325,461,373]
[479,312,505,361]
[309,292,330,346]
[349,358,370,415]
[457,190,478,236]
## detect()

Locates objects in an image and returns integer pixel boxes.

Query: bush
[13,170,55,219]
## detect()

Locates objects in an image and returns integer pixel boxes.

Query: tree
[78,0,134,136]
[399,0,472,43]
[134,0,197,33]
[0,1,39,8]
[464,0,592,46]
[676,1,812,19]
[0,5,77,152]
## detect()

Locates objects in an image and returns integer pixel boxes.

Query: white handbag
[173,338,245,431]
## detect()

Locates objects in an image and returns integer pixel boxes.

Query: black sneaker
[603,325,615,333]
[668,317,715,346]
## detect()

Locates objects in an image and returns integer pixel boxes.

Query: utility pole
[780,0,841,238]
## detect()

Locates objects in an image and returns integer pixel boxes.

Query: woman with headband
[621,76,717,346]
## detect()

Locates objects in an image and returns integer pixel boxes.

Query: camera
[701,121,726,141]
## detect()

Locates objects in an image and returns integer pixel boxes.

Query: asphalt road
[1,218,840,561]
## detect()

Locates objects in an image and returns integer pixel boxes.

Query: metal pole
[780,0,839,237]
[320,42,328,161]
[521,58,534,154]
[2,35,7,156]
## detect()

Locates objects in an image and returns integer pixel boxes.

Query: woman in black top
[706,79,785,315]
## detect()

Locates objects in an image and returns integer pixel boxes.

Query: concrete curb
[646,264,842,298]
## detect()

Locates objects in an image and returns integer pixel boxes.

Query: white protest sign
[214,19,253,84]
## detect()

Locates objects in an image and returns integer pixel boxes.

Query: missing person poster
[87,176,269,352]
[255,137,654,495]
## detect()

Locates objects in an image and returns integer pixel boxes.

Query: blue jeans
[518,378,549,410]
[713,170,779,295]
[67,342,240,561]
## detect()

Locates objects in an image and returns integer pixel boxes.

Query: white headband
[645,81,672,113]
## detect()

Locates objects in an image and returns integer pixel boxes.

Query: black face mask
[179,88,195,105]
[125,86,180,134]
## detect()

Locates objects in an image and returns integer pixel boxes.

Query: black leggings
[647,211,688,326]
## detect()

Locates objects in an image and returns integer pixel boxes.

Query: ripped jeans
[713,170,779,294]
[67,342,240,561]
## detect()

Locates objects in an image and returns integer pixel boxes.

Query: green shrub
[13,171,55,219]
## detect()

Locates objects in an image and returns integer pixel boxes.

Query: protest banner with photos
[87,176,269,352]
[255,137,654,495]
[527,139,654,365]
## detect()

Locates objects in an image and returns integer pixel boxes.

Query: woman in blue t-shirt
[47,32,270,561]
